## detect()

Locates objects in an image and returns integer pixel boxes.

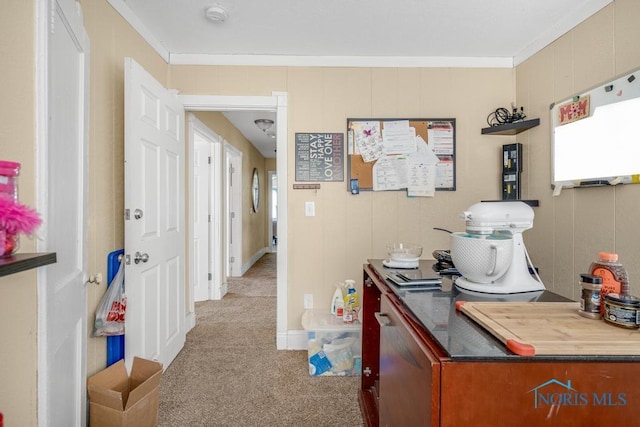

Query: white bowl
[387,243,423,260]
[450,232,513,284]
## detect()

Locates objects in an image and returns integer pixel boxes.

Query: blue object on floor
[106,249,125,366]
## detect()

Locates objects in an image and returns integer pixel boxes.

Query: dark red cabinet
[359,261,640,427]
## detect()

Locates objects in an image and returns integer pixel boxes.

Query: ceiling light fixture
[205,6,228,23]
[254,119,274,132]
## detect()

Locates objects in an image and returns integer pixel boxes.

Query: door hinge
[208,273,212,280]
[208,156,211,164]
[230,212,235,219]
[208,214,212,222]
[230,256,235,263]
[124,209,130,220]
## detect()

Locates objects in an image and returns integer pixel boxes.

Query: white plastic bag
[93,260,126,336]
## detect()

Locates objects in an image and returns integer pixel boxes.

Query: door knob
[134,252,149,264]
[134,209,143,220]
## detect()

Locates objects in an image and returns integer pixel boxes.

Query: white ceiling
[110,0,612,158]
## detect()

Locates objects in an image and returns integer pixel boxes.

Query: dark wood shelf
[0,252,57,277]
[481,118,540,135]
[482,199,539,207]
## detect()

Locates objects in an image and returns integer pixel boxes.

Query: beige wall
[0,2,38,425]
[171,66,516,327]
[515,0,640,301]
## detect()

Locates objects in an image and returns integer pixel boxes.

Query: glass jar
[0,230,19,257]
[0,161,21,257]
[590,252,630,315]
[0,160,20,202]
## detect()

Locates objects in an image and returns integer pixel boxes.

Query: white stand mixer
[453,201,545,294]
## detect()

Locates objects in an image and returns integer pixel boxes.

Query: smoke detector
[206,6,228,23]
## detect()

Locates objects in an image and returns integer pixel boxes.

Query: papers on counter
[386,271,442,289]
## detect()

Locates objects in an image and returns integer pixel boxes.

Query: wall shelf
[481,118,540,135]
[0,252,57,277]
[482,199,539,207]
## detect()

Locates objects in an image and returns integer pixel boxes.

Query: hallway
[158,253,363,426]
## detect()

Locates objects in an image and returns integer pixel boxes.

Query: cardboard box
[301,309,361,376]
[87,357,163,427]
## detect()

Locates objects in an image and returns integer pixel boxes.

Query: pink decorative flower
[0,195,42,236]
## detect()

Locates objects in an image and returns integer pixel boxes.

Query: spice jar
[578,274,602,320]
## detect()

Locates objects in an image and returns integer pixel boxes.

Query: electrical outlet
[303,293,314,309]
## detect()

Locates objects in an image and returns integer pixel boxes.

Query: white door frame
[180,94,289,349]
[224,143,243,277]
[35,0,90,424]
[188,114,224,315]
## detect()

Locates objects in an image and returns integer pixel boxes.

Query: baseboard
[185,311,196,333]
[241,247,268,275]
[279,329,308,351]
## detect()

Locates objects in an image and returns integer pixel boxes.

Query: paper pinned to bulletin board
[346,118,456,195]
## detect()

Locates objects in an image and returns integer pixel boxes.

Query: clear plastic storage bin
[301,309,361,376]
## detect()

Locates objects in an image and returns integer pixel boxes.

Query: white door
[124,58,186,369]
[188,114,225,305]
[225,145,242,277]
[36,0,89,425]
[193,136,211,301]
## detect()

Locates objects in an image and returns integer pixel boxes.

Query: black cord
[487,107,527,126]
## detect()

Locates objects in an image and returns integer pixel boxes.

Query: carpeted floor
[158,253,364,426]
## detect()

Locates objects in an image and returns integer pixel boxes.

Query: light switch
[305,201,315,217]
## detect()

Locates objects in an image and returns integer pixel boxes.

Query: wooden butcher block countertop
[456,301,640,356]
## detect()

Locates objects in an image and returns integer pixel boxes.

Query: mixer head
[462,201,534,235]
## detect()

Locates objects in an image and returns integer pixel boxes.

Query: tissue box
[301,309,361,376]
[87,357,163,427]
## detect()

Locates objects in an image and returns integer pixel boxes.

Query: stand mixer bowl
[387,243,423,261]
[450,232,513,284]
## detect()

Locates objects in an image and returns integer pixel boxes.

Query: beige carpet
[158,253,364,426]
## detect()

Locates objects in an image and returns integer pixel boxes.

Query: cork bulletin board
[346,118,456,192]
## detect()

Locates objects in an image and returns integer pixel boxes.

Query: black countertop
[368,259,638,361]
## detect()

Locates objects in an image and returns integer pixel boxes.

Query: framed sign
[295,133,344,182]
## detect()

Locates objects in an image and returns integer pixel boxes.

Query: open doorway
[181,93,290,350]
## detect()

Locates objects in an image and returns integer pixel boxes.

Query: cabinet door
[378,296,440,427]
